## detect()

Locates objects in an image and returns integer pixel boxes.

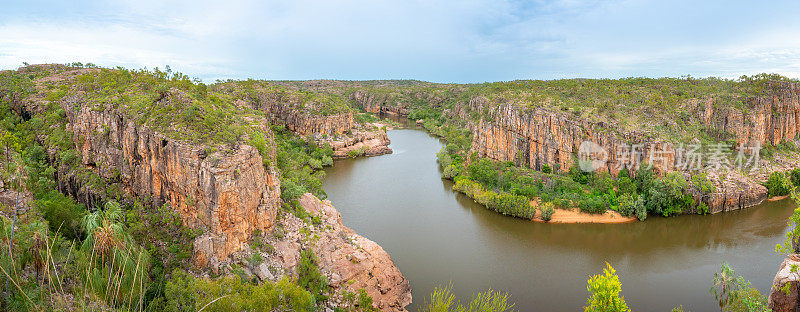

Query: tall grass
[0,201,150,311]
[423,283,517,312]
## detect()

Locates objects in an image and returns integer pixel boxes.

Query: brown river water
[322,122,794,311]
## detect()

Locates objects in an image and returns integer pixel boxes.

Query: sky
[1,0,799,83]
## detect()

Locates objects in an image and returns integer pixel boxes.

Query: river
[322,122,794,311]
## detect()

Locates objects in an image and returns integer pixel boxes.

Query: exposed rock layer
[768,254,800,312]
[244,91,354,136]
[61,99,281,266]
[265,194,412,312]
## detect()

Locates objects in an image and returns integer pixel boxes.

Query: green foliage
[579,196,607,214]
[766,171,792,197]
[274,126,329,200]
[633,194,647,221]
[467,159,500,188]
[710,262,769,312]
[539,202,555,222]
[585,263,630,312]
[791,169,800,188]
[776,190,800,255]
[453,178,535,219]
[691,173,716,195]
[34,191,86,240]
[542,164,551,174]
[442,165,460,180]
[423,283,517,312]
[297,249,329,301]
[615,176,636,196]
[617,193,636,217]
[335,289,379,312]
[160,270,315,312]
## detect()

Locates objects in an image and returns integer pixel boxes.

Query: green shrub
[766,171,792,197]
[585,263,630,312]
[633,195,647,221]
[579,196,606,214]
[539,202,555,222]
[617,193,636,217]
[615,176,636,196]
[542,164,551,174]
[161,270,315,312]
[35,191,86,240]
[442,165,459,180]
[423,283,516,312]
[467,158,500,188]
[298,249,328,301]
[321,155,334,167]
[697,202,710,215]
[281,179,308,201]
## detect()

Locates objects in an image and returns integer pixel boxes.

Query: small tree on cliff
[585,263,630,312]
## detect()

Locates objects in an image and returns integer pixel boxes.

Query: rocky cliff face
[351,91,410,116]
[465,84,800,213]
[10,67,412,310]
[57,94,281,267]
[318,124,393,158]
[264,194,412,311]
[704,82,800,147]
[243,91,354,136]
[768,254,800,312]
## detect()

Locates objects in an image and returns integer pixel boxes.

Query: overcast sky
[1,0,799,83]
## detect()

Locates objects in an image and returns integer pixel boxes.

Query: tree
[297,249,328,301]
[710,262,744,310]
[585,263,630,312]
[766,171,792,197]
[634,164,654,194]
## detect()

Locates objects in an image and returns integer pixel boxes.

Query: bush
[542,164,552,174]
[454,178,535,219]
[585,263,629,312]
[281,179,308,201]
[35,191,86,240]
[791,169,800,188]
[615,176,636,196]
[161,270,315,312]
[617,193,636,217]
[579,196,606,214]
[442,165,459,180]
[593,172,614,195]
[298,249,328,301]
[423,284,516,312]
[321,155,333,167]
[634,165,655,194]
[539,202,555,222]
[629,195,645,221]
[766,171,792,197]
[467,158,500,188]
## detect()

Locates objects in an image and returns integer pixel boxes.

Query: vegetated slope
[0,63,409,312]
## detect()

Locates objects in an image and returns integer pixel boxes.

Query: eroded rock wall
[266,194,412,311]
[246,93,354,136]
[466,84,800,213]
[768,254,800,312]
[55,93,281,267]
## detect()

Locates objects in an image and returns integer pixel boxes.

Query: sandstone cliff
[768,254,800,312]
[262,194,412,311]
[48,90,282,267]
[7,66,412,311]
[317,123,393,158]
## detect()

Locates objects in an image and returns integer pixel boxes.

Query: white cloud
[0,0,798,82]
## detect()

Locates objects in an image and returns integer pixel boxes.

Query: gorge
[1,64,799,311]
